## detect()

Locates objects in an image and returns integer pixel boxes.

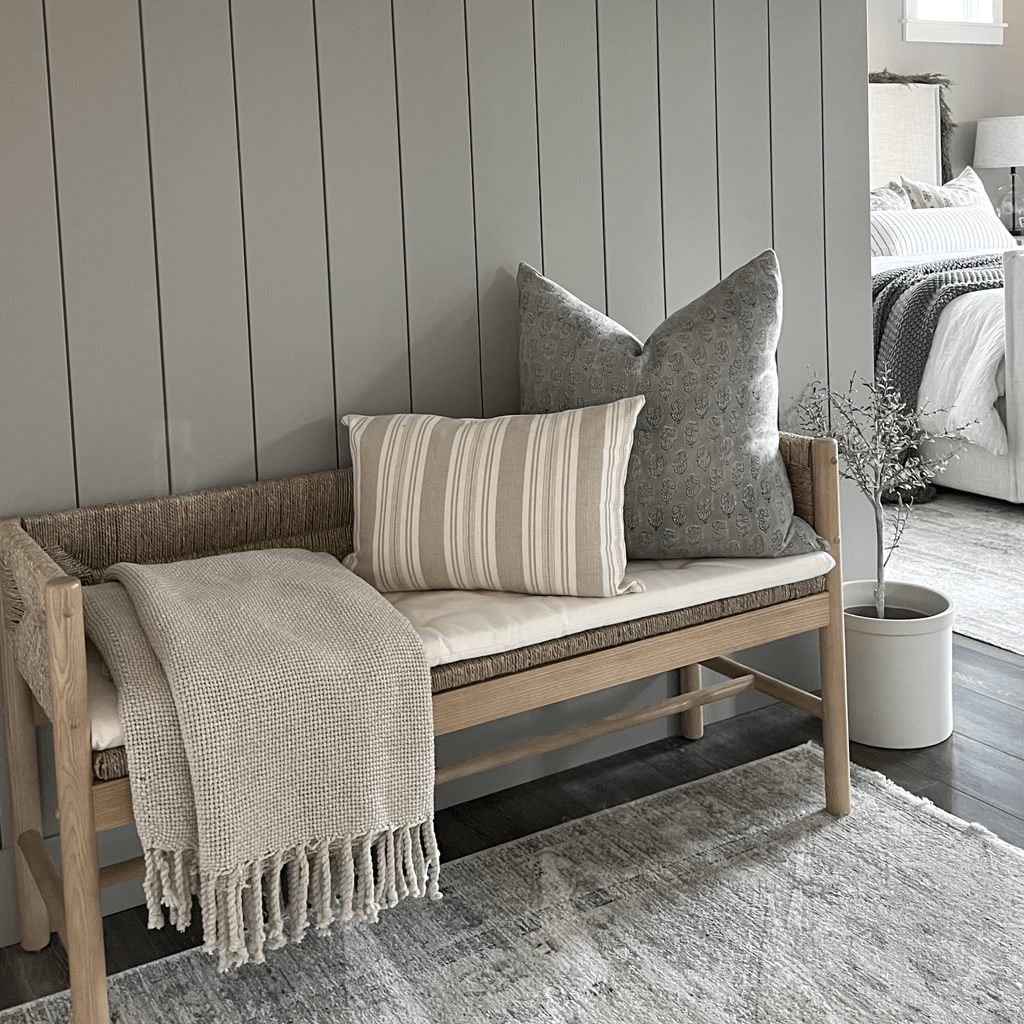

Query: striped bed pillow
[870,205,1014,257]
[342,396,646,598]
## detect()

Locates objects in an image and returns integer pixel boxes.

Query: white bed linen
[918,290,1007,454]
[88,550,834,750]
[872,247,1010,454]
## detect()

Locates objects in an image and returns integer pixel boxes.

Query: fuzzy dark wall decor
[869,70,957,183]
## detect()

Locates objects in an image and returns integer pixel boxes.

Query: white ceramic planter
[843,580,955,749]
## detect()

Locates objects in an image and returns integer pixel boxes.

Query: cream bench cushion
[87,549,832,751]
[388,551,833,666]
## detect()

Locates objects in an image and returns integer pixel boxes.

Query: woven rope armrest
[1,519,67,719]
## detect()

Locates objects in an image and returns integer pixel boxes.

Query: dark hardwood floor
[2,635,1022,1012]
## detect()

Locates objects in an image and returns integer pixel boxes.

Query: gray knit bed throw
[81,548,439,971]
[873,254,1003,413]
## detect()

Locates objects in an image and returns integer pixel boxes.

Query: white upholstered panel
[869,83,941,189]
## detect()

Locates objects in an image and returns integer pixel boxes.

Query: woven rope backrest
[19,441,816,583]
[778,433,816,533]
[20,468,354,585]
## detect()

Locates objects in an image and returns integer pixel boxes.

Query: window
[903,0,1005,43]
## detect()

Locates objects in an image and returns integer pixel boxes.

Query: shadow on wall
[409,291,483,421]
[257,417,340,480]
[479,264,523,418]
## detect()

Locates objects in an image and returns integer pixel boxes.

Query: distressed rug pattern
[888,489,1024,655]
[4,745,1023,1023]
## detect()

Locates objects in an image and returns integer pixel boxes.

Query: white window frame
[903,0,1005,44]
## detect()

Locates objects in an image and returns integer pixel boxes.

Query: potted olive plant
[800,367,962,748]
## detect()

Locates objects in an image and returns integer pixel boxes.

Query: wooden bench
[0,432,849,1024]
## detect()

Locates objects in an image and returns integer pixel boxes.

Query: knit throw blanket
[81,548,439,971]
[873,254,1003,414]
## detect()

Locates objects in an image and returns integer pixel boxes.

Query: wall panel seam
[712,0,722,282]
[41,0,80,508]
[311,0,340,467]
[463,0,484,416]
[656,0,666,320]
[531,0,545,276]
[391,0,414,413]
[766,0,775,248]
[818,0,832,403]
[136,0,173,494]
[595,0,608,313]
[226,0,259,479]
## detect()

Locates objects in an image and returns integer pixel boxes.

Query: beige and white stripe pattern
[343,397,645,598]
[870,205,1014,258]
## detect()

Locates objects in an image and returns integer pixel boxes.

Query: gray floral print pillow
[518,251,826,560]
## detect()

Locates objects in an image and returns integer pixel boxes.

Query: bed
[869,81,1024,503]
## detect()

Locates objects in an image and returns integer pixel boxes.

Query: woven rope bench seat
[428,576,826,693]
[88,572,825,783]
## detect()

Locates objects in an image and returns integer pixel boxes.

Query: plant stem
[874,489,886,619]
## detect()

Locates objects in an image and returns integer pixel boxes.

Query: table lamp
[974,115,1024,236]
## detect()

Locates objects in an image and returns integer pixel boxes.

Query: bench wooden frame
[1,435,849,1024]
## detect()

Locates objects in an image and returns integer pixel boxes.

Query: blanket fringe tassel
[143,817,442,971]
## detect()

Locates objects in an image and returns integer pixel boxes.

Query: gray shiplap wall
[0,0,871,944]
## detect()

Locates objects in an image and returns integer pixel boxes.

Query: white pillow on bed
[870,205,1015,258]
[870,181,912,211]
[900,166,992,211]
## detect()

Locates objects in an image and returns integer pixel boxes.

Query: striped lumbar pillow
[342,397,646,598]
[870,205,1014,257]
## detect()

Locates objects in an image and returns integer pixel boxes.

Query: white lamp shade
[974,116,1024,168]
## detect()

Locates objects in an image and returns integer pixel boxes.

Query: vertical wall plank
[141,0,255,494]
[317,0,410,454]
[769,0,828,430]
[467,0,543,417]
[46,0,168,507]
[0,0,880,935]
[393,0,481,419]
[598,0,664,336]
[534,0,605,311]
[821,0,874,580]
[0,1,76,517]
[659,0,721,312]
[714,0,773,277]
[231,0,335,479]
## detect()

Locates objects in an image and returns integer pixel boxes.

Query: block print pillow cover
[900,166,992,210]
[870,181,912,212]
[518,251,825,560]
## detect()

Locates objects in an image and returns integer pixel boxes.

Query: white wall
[868,0,1024,198]
[0,0,873,947]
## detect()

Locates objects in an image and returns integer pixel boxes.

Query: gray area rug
[887,489,1024,655]
[5,744,1023,1023]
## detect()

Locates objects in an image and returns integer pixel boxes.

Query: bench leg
[1,586,51,950]
[819,588,851,816]
[811,438,850,817]
[680,664,704,739]
[46,578,110,1024]
[2,673,51,950]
